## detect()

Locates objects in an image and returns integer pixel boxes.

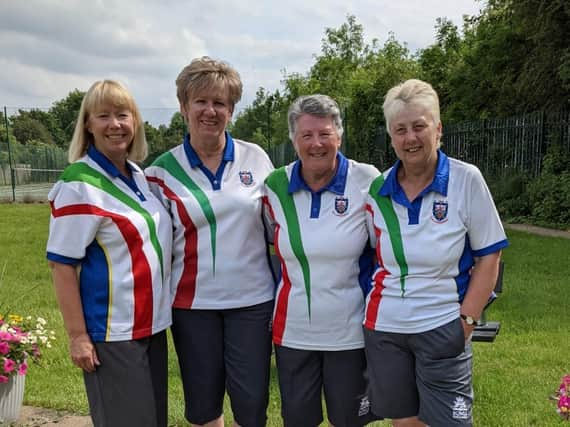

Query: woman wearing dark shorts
[365,79,509,427]
[264,94,380,427]
[145,57,275,427]
[47,80,172,427]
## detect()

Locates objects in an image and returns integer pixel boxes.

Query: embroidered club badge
[239,170,254,187]
[432,199,449,223]
[334,196,349,216]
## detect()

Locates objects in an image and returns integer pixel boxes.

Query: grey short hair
[383,79,441,137]
[288,94,343,141]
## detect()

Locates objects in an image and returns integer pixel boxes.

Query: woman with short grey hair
[264,94,380,427]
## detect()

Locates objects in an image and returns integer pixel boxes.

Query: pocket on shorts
[421,318,465,360]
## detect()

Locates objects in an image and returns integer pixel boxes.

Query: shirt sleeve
[466,166,509,256]
[261,186,276,244]
[46,181,102,262]
[145,166,172,212]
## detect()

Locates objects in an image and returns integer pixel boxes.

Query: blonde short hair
[68,80,147,163]
[175,56,242,109]
[383,79,441,136]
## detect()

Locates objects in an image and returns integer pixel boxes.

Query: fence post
[4,106,16,202]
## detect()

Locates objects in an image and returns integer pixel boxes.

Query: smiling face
[181,85,233,146]
[86,104,134,163]
[389,103,442,170]
[293,114,341,184]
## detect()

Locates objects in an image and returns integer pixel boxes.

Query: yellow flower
[8,314,23,323]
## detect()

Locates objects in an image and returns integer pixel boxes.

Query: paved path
[15,405,92,427]
[504,223,570,239]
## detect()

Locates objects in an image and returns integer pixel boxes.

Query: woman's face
[293,114,341,178]
[86,104,134,162]
[181,86,233,144]
[389,104,441,169]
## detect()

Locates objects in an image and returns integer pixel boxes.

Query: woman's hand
[70,333,100,372]
[460,318,476,342]
[50,262,100,372]
[460,251,502,341]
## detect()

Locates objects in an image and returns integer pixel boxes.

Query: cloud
[0,0,484,122]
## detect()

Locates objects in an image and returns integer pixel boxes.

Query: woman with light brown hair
[146,57,275,427]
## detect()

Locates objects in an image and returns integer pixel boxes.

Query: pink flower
[0,375,8,383]
[0,342,9,355]
[0,331,12,341]
[17,361,27,376]
[3,358,16,373]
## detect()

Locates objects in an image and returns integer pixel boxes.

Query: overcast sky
[0,0,485,125]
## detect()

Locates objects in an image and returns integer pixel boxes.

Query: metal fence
[3,107,569,202]
[268,110,570,179]
[0,106,178,202]
[0,142,68,202]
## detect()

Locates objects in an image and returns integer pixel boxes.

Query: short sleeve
[46,181,102,262]
[466,166,508,255]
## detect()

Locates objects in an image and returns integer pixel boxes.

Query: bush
[489,172,531,219]
[527,145,570,227]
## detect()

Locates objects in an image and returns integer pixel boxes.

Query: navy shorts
[275,345,377,427]
[364,318,473,426]
[171,300,273,426]
[84,330,168,427]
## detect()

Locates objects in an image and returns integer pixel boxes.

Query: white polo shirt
[145,133,275,309]
[365,150,509,333]
[264,153,379,350]
[46,145,173,342]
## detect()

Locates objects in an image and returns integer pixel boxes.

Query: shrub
[527,145,570,227]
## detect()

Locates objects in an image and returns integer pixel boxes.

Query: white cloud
[0,0,484,123]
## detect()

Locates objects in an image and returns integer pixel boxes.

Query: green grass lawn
[1,203,568,426]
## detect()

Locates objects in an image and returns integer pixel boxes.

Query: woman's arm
[50,261,100,372]
[460,251,502,339]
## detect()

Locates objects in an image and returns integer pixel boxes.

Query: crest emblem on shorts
[239,170,254,186]
[334,196,349,216]
[432,199,448,223]
[451,396,470,420]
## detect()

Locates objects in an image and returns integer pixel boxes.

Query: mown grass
[1,203,568,426]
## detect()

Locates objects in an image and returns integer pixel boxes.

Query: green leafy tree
[231,88,288,150]
[418,18,463,120]
[11,113,54,146]
[50,89,85,147]
[14,109,65,146]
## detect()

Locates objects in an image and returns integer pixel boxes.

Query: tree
[439,0,570,120]
[231,88,288,151]
[308,14,375,104]
[50,89,85,147]
[11,113,54,146]
[14,109,65,146]
[418,18,463,120]
[345,35,420,165]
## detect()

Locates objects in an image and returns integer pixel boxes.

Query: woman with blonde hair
[47,80,172,427]
[365,79,508,426]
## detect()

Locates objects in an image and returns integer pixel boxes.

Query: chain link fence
[1,106,179,202]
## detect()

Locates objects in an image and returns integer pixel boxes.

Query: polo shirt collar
[379,149,449,198]
[288,152,348,194]
[183,131,235,168]
[87,144,135,178]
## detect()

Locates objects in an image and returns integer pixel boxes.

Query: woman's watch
[460,313,479,326]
